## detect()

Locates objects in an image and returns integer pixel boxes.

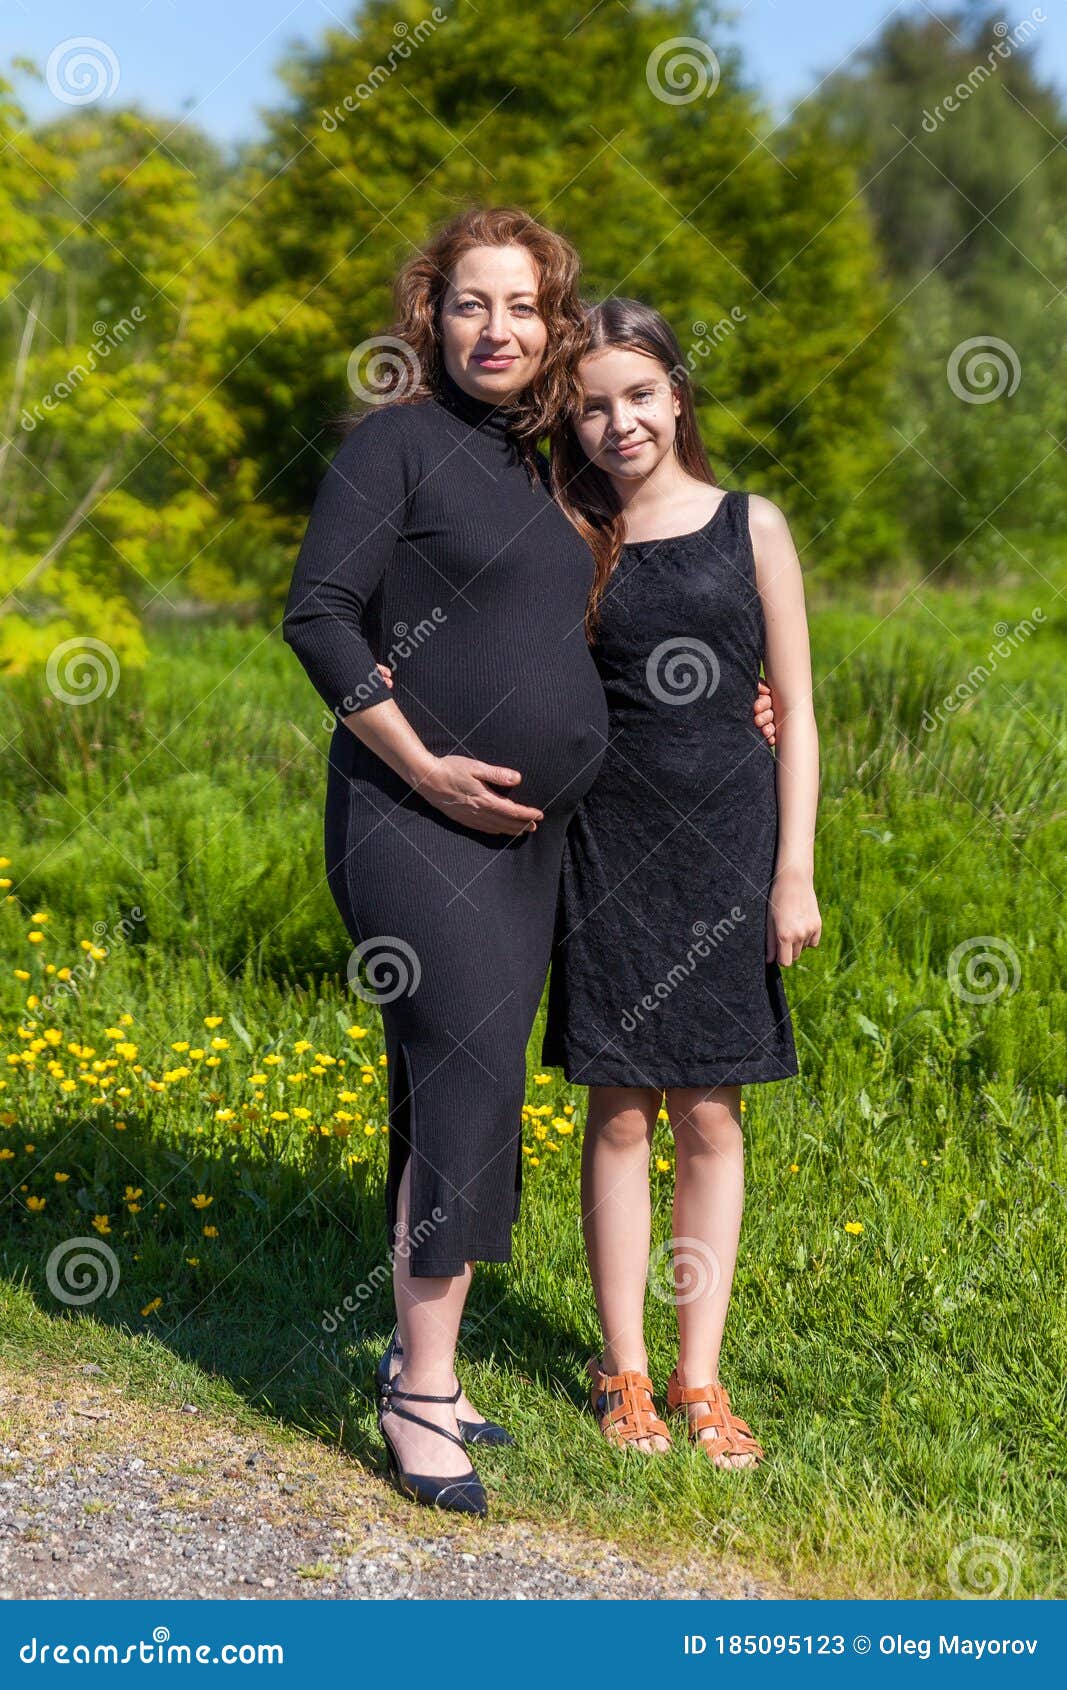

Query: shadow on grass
[2,1109,589,1478]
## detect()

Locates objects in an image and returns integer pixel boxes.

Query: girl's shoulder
[744,491,792,545]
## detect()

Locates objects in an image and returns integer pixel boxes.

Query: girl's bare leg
[581,1084,670,1452]
[666,1084,755,1469]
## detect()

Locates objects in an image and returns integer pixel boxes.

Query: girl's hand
[753,678,775,745]
[766,869,821,967]
[376,663,394,689]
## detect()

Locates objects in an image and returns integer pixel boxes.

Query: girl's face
[574,346,680,480]
[440,244,548,402]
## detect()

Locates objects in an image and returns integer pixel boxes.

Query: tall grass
[0,575,1063,1596]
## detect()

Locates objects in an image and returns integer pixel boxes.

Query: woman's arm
[283,412,543,836]
[749,493,822,967]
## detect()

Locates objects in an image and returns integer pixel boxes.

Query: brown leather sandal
[666,1369,764,1466]
[587,1357,672,1450]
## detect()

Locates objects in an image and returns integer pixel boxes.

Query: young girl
[541,298,821,1469]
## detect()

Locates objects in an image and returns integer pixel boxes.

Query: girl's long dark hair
[549,297,718,642]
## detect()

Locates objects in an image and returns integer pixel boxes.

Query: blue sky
[10,1,1067,143]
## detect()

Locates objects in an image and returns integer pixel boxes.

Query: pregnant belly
[400,656,609,817]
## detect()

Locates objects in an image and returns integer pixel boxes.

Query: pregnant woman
[283,208,611,1515]
[542,297,821,1468]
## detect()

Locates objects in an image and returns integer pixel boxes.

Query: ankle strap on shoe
[380,1378,462,1405]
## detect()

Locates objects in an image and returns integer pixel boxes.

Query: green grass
[0,569,1064,1598]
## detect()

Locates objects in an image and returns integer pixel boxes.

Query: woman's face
[440,244,548,402]
[573,346,680,481]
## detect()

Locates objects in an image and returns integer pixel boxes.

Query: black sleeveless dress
[541,489,798,1088]
[284,371,609,1275]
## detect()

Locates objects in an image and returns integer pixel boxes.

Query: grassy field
[1,566,1064,1598]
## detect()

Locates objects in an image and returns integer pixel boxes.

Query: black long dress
[283,370,608,1276]
[541,489,798,1088]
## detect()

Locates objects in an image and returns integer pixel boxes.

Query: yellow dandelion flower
[790,1162,800,1174]
[26,1195,46,1212]
[270,1111,289,1122]
[114,1120,127,1131]
[141,1296,162,1317]
[126,1202,141,1214]
[202,1224,218,1238]
[657,1107,669,1122]
[529,1155,540,1166]
[92,1214,111,1235]
[191,1193,214,1210]
[27,931,44,945]
[171,1041,190,1053]
[54,1171,70,1183]
[655,1157,671,1172]
[0,1148,15,1161]
[844,1221,864,1236]
[203,1016,223,1028]
[189,1048,204,1060]
[346,1025,368,1039]
[293,1039,312,1054]
[185,1257,200,1267]
[533,1073,551,1085]
[23,1143,35,1153]
[209,1037,228,1051]
[215,1108,235,1122]
[13,969,30,982]
[263,1053,283,1065]
[292,1107,311,1120]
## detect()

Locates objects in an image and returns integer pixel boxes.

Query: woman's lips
[473,354,516,368]
[610,440,647,457]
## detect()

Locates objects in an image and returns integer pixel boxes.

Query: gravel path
[0,1365,775,1600]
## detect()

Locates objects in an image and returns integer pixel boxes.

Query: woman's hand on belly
[416,754,544,836]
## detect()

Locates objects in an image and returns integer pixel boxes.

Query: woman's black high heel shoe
[376,1326,515,1448]
[377,1376,488,1515]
